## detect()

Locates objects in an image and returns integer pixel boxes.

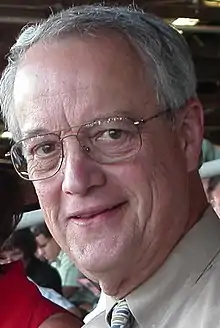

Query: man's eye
[108,129,122,139]
[96,129,123,141]
[33,142,59,157]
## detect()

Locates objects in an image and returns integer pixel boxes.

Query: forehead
[13,33,157,136]
[35,234,49,246]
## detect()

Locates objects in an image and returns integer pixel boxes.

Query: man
[205,175,220,216]
[0,4,219,327]
[33,223,79,299]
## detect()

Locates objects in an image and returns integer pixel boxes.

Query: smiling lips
[68,202,126,221]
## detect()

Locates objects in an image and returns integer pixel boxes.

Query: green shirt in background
[51,250,79,287]
[202,139,220,163]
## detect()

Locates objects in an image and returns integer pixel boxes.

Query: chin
[74,246,125,278]
[47,258,54,263]
[67,229,133,272]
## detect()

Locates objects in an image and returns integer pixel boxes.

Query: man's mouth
[67,201,127,225]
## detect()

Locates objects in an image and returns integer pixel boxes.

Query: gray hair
[0,4,197,140]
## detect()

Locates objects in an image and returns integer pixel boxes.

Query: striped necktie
[110,299,134,328]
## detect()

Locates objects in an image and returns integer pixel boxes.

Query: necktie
[110,299,134,328]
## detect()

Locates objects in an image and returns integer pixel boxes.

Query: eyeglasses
[10,110,170,181]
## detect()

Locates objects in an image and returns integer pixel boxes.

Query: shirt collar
[57,250,64,260]
[52,250,63,267]
[106,207,220,327]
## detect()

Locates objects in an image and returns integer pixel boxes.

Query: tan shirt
[84,207,220,327]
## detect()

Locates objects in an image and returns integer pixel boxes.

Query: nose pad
[62,133,78,143]
[61,134,78,164]
[62,134,91,160]
[82,145,91,153]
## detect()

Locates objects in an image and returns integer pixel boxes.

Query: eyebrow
[21,109,140,139]
[104,109,138,119]
[39,243,47,248]
[22,128,51,139]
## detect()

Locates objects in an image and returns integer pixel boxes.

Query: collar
[106,207,220,327]
[52,250,63,267]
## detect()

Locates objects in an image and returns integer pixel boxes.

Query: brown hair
[32,223,52,239]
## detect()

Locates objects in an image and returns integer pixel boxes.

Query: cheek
[113,132,186,230]
[107,155,155,230]
[46,246,53,257]
[33,180,63,238]
[34,180,60,212]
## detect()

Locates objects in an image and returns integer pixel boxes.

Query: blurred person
[2,4,220,327]
[33,224,79,299]
[1,228,63,294]
[207,175,220,217]
[0,227,82,317]
[33,224,98,315]
[201,178,209,199]
[37,284,81,317]
[202,138,220,163]
[0,168,82,328]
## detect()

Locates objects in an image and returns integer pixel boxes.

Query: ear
[175,98,204,173]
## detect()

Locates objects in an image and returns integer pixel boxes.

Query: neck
[186,171,208,231]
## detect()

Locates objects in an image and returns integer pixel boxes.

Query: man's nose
[37,248,44,258]
[61,138,106,196]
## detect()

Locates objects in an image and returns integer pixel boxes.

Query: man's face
[13,34,203,285]
[0,248,23,264]
[35,234,60,263]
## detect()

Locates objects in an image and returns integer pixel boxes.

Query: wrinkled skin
[14,33,204,297]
